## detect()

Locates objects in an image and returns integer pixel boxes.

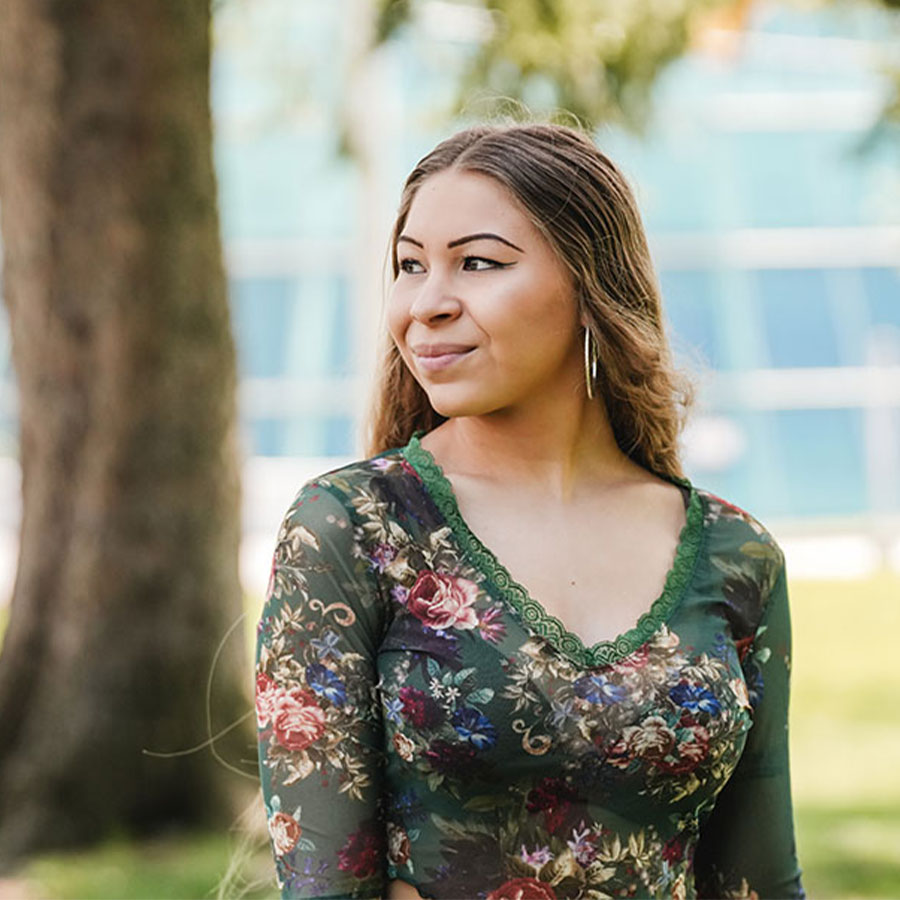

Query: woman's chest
[377,591,754,811]
[445,478,689,649]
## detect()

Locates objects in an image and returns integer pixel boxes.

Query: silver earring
[584,326,599,399]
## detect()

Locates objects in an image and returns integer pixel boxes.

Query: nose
[407,271,462,324]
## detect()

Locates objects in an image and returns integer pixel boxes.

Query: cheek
[385,289,408,340]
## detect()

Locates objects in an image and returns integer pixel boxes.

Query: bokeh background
[0,0,897,897]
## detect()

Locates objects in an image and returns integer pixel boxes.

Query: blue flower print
[451,706,497,750]
[573,673,627,705]
[305,663,347,706]
[669,681,721,715]
[310,627,343,660]
[744,663,765,709]
[383,695,404,724]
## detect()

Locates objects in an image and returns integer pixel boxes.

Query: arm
[694,553,805,899]
[256,479,388,899]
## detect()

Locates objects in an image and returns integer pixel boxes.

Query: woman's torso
[299,433,778,899]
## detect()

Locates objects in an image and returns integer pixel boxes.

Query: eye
[462,256,504,271]
[398,257,425,274]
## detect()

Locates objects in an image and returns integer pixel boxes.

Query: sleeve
[693,550,805,899]
[255,479,389,899]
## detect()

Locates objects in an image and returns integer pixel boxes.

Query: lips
[411,343,475,357]
[413,347,475,373]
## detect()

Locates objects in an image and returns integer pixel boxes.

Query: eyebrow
[397,232,524,253]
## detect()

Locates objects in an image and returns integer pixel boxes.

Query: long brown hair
[363,121,697,480]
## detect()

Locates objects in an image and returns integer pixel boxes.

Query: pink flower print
[272,686,327,751]
[407,570,480,630]
[478,605,507,643]
[255,672,279,729]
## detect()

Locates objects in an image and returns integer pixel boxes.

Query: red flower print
[735,634,754,663]
[268,811,302,855]
[525,777,580,833]
[662,835,683,864]
[255,672,278,729]
[337,821,385,879]
[407,570,480,630]
[398,686,444,728]
[487,877,558,900]
[272,686,327,751]
[657,723,710,774]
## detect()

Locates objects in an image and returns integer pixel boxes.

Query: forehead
[403,169,533,240]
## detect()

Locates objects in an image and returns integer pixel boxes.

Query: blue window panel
[274,414,354,457]
[772,408,865,516]
[660,270,722,370]
[691,408,865,519]
[756,269,840,367]
[864,268,900,329]
[328,275,353,377]
[323,416,354,456]
[284,274,349,379]
[229,277,294,379]
[244,418,284,458]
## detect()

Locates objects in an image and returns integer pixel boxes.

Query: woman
[255,122,805,900]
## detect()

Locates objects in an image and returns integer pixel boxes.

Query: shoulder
[280,446,421,526]
[694,485,785,631]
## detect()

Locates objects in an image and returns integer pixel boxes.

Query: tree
[0,0,249,867]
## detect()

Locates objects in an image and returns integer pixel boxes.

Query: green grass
[16,829,277,900]
[8,572,900,898]
[788,569,900,899]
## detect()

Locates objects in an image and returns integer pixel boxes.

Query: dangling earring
[584,326,599,400]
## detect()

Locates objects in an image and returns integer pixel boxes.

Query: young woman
[255,123,805,900]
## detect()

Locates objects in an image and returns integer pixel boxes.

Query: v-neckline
[401,430,706,669]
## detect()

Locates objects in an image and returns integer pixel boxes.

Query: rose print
[256,672,279,728]
[609,716,677,764]
[487,877,558,900]
[272,687,327,751]
[387,822,412,866]
[407,570,480,630]
[268,811,302,856]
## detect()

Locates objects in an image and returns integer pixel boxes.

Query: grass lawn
[8,570,900,898]
[789,569,900,899]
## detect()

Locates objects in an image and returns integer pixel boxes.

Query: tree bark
[0,0,249,867]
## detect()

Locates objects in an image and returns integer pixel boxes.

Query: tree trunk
[0,0,249,867]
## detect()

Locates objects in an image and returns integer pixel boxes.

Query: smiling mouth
[413,348,475,372]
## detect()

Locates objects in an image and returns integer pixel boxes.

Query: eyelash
[398,256,507,274]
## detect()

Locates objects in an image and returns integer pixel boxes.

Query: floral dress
[255,430,805,900]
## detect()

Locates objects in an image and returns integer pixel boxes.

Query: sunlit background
[0,0,897,896]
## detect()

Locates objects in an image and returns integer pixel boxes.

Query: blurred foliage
[373,0,736,135]
[373,0,900,148]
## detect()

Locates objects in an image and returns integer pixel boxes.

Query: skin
[383,167,687,900]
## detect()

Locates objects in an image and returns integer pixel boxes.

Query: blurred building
[0,0,898,597]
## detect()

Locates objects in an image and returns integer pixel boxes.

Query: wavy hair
[363,121,698,480]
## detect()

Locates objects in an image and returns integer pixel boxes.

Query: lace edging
[403,431,706,669]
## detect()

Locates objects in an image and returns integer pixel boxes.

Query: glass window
[757,268,840,367]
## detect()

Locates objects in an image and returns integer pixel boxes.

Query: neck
[423,399,642,503]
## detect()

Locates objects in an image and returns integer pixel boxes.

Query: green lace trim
[402,430,706,669]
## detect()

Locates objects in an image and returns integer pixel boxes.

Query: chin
[425,390,502,419]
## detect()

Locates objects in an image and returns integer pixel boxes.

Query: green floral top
[256,431,804,900]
